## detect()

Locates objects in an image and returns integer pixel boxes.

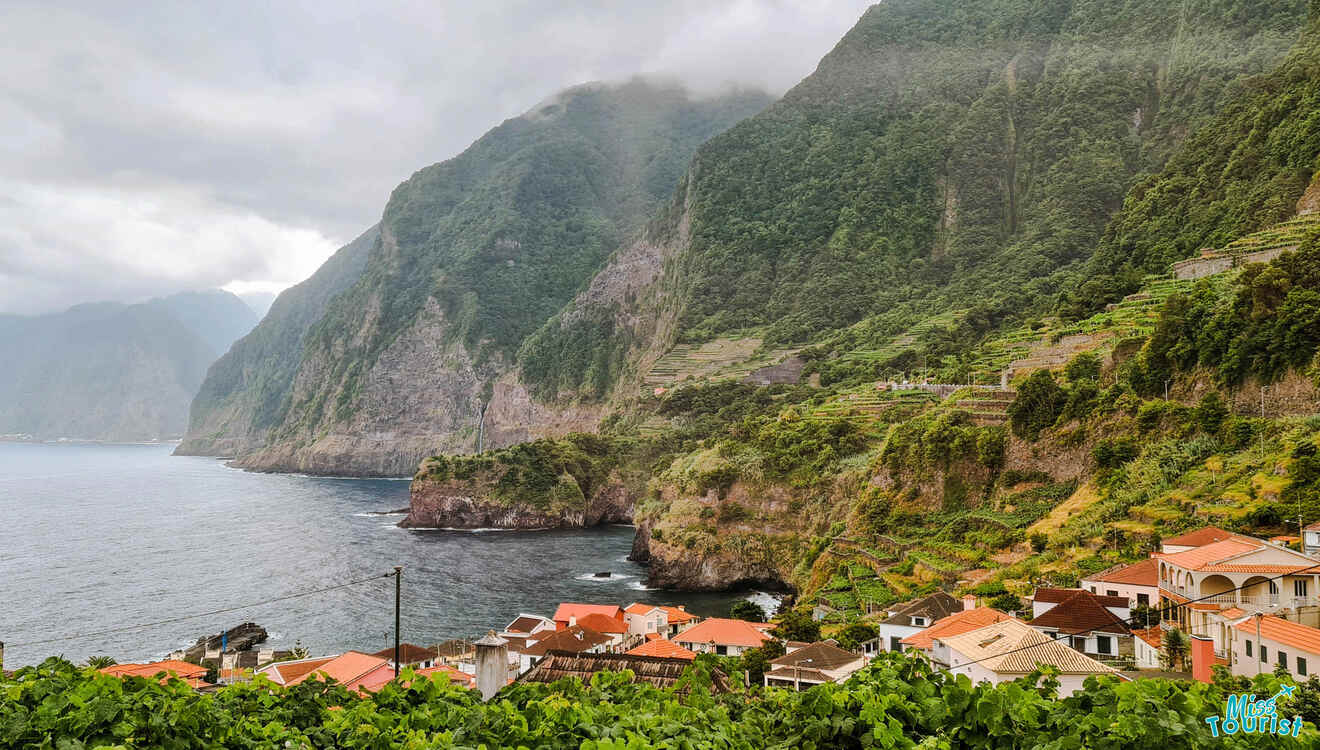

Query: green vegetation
[418,433,622,511]
[6,655,1317,748]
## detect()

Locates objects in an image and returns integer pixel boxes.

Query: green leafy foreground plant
[3,654,1312,748]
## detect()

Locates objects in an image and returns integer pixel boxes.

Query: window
[1089,586,1097,593]
[716,645,728,656]
[1096,635,1113,655]
[1106,590,1119,598]
[1296,580,1309,598]
[890,637,903,652]
[1137,593,1150,605]
[1072,636,1087,651]
[1299,658,1308,676]
[1261,645,1269,663]
[1247,640,1254,657]
[1279,651,1289,667]
[911,616,927,627]
[1270,581,1279,594]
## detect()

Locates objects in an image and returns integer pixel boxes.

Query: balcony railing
[1170,589,1320,610]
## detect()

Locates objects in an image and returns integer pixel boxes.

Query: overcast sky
[0,0,873,315]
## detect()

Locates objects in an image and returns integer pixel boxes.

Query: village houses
[876,592,967,652]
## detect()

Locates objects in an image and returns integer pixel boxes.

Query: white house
[1231,614,1320,681]
[900,607,1014,668]
[501,613,556,639]
[938,619,1124,697]
[1304,523,1320,557]
[876,592,966,653]
[764,641,866,690]
[1027,590,1133,661]
[1081,558,1159,608]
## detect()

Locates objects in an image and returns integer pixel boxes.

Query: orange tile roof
[627,638,697,661]
[1133,626,1163,649]
[286,651,392,689]
[1084,558,1159,587]
[553,603,623,622]
[644,632,662,641]
[1221,607,1248,619]
[525,625,614,656]
[262,656,335,685]
[1158,538,1261,570]
[1234,615,1320,655]
[101,660,209,687]
[575,613,628,634]
[901,607,1013,650]
[416,664,476,688]
[625,603,657,615]
[1162,526,1252,548]
[1200,563,1318,574]
[659,605,697,623]
[673,618,773,649]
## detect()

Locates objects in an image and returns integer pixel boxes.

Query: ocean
[0,442,761,668]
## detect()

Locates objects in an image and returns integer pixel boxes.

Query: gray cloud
[0,0,872,314]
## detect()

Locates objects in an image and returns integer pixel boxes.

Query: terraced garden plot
[643,336,800,388]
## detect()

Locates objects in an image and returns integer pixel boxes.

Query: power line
[8,571,396,648]
[931,559,1320,676]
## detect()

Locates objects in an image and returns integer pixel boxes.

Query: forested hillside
[523,0,1310,400]
[182,79,770,475]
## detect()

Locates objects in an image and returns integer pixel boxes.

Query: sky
[0,0,873,316]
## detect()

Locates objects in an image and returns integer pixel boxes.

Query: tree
[988,593,1024,614]
[835,623,879,651]
[771,609,821,643]
[1029,533,1048,553]
[1162,628,1190,670]
[1064,351,1102,384]
[1007,370,1066,440]
[1131,604,1160,629]
[1192,392,1228,434]
[84,656,116,670]
[738,640,786,685]
[729,600,767,622]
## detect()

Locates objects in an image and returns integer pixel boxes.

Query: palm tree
[1161,629,1189,671]
[85,655,117,669]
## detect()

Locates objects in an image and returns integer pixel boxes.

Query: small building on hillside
[1027,590,1133,661]
[877,592,967,652]
[1081,558,1159,608]
[623,603,699,638]
[1231,614,1320,681]
[901,607,1015,668]
[1304,523,1320,557]
[673,617,773,657]
[764,641,866,690]
[938,619,1124,696]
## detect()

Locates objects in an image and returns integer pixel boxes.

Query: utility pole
[1164,379,1171,401]
[394,566,403,678]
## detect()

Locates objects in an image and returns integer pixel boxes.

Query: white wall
[878,623,922,651]
[1231,630,1320,681]
[1080,579,1158,608]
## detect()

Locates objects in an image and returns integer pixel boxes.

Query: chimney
[474,631,509,701]
[568,615,577,628]
[963,595,977,611]
[1190,635,1215,684]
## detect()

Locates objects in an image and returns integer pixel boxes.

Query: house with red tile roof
[1027,590,1133,661]
[623,603,700,638]
[877,592,966,654]
[673,617,773,656]
[257,652,395,693]
[1080,558,1159,609]
[552,603,624,630]
[626,638,697,661]
[939,619,1123,697]
[901,607,1015,668]
[101,660,211,688]
[1232,614,1320,681]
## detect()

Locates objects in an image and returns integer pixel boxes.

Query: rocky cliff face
[187,81,769,476]
[402,470,633,529]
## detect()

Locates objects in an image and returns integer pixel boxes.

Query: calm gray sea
[0,442,756,668]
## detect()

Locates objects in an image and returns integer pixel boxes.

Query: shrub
[1007,370,1066,440]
